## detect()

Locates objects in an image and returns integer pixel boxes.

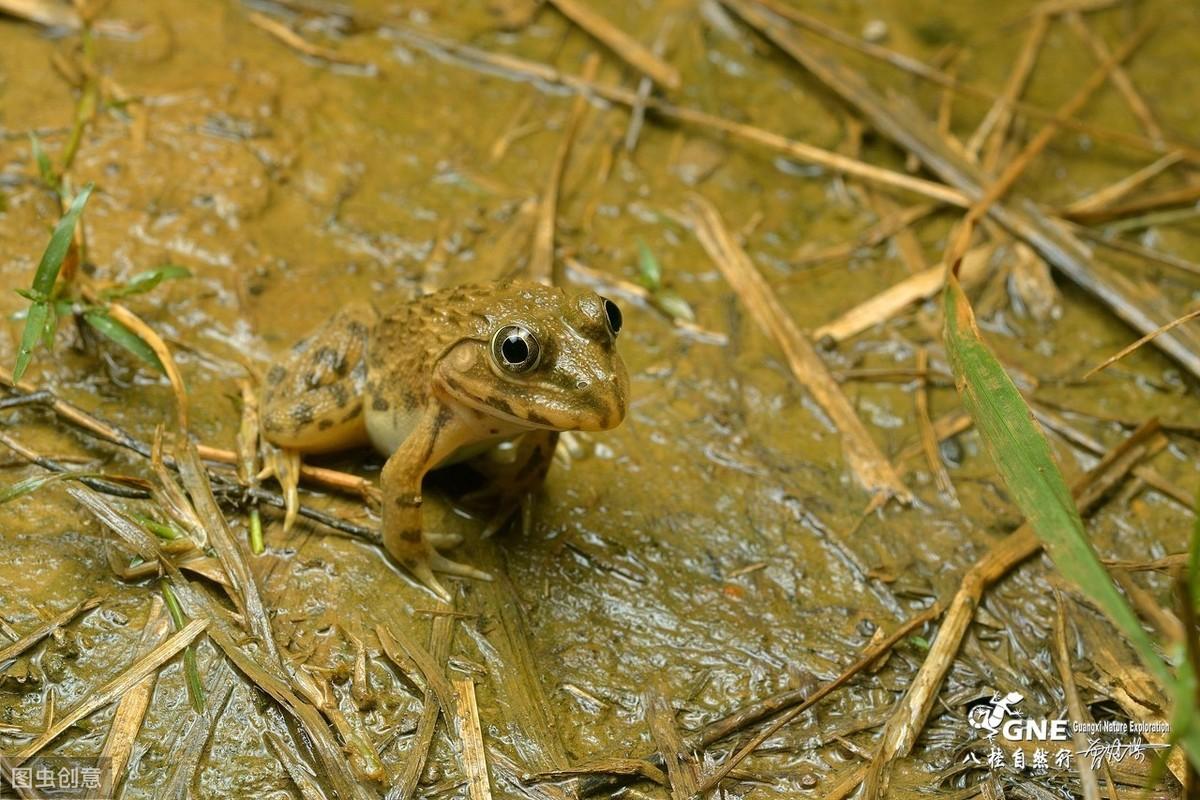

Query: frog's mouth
[440,373,621,432]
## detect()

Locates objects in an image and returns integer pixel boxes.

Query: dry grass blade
[13,619,207,765]
[914,349,955,502]
[530,759,667,785]
[97,597,170,798]
[967,11,1048,168]
[688,195,912,504]
[0,0,79,28]
[1062,182,1200,225]
[387,24,968,207]
[693,605,939,795]
[0,595,101,666]
[248,10,370,67]
[1064,11,1164,144]
[453,677,495,800]
[545,0,680,90]
[862,421,1163,794]
[1063,151,1183,215]
[793,202,939,266]
[645,689,697,800]
[943,18,1153,269]
[155,662,237,800]
[103,302,189,429]
[376,623,456,714]
[812,243,994,344]
[1083,307,1200,379]
[1068,221,1200,279]
[175,435,277,658]
[1052,592,1102,800]
[193,604,370,800]
[388,614,454,800]
[741,0,1193,161]
[265,730,328,800]
[530,54,598,286]
[719,0,1200,381]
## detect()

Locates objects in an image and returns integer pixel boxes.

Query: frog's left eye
[602,297,622,337]
[491,325,541,374]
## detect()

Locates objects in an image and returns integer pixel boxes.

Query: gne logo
[966,692,1071,742]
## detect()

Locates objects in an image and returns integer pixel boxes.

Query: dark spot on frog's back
[347,320,369,338]
[526,410,552,427]
[291,403,314,425]
[318,419,334,431]
[313,346,339,370]
[266,365,287,385]
[330,383,350,407]
[372,396,389,412]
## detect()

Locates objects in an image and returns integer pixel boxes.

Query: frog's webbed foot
[257,445,302,531]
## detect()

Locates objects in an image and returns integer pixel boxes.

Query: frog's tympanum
[260,283,629,599]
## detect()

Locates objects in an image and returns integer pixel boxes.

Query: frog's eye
[602,297,622,338]
[491,325,541,374]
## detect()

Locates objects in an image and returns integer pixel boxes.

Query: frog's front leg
[381,404,493,600]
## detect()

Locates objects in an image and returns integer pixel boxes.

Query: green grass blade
[12,184,94,382]
[942,276,1200,764]
[160,579,206,713]
[102,265,191,300]
[12,302,49,383]
[636,239,662,290]
[29,133,58,191]
[0,470,102,505]
[32,183,92,297]
[82,309,165,374]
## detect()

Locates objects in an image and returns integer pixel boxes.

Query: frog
[259,282,629,600]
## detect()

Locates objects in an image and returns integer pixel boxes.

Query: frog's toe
[406,557,452,602]
[424,531,464,549]
[429,552,493,582]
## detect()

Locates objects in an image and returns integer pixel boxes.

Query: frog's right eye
[491,325,541,374]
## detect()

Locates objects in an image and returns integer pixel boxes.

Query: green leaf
[12,184,93,381]
[652,289,696,323]
[636,239,662,291]
[101,265,191,300]
[13,302,49,383]
[161,580,205,713]
[14,288,47,303]
[0,470,102,505]
[29,133,59,191]
[129,512,184,541]
[82,309,165,374]
[943,275,1200,768]
[32,183,92,297]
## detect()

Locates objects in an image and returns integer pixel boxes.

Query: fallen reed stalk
[687,194,912,504]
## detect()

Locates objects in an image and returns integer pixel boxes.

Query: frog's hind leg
[461,430,559,538]
[260,303,376,530]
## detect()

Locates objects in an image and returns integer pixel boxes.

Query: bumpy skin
[260,282,629,599]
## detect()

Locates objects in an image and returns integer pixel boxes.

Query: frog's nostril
[576,379,589,390]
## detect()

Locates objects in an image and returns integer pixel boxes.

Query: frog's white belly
[365,404,420,457]
[365,401,521,468]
